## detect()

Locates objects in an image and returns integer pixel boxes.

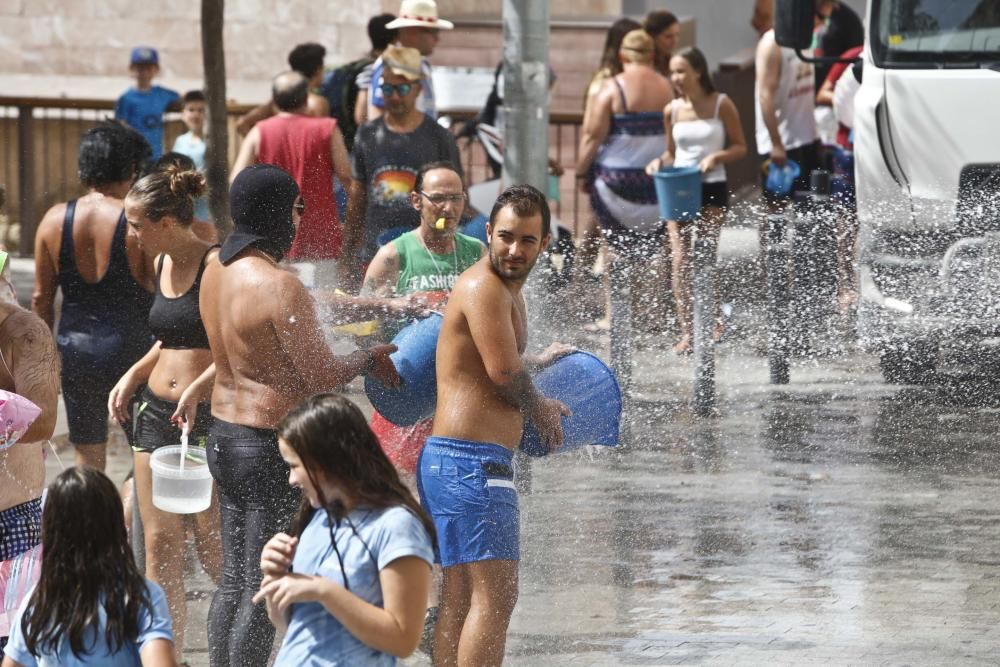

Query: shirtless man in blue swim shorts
[418,184,570,666]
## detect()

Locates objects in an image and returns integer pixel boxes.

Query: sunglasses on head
[380,82,414,98]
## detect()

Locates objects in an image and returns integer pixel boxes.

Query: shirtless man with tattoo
[0,264,60,652]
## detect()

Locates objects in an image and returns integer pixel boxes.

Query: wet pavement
[24,230,999,666]
[40,336,1000,666]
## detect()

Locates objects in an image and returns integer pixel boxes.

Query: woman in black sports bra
[107,165,222,665]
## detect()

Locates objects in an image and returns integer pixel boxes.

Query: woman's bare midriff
[147,348,214,402]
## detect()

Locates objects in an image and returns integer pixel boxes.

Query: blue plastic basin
[364,313,443,426]
[520,351,622,457]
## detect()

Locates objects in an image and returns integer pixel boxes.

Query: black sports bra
[147,246,217,350]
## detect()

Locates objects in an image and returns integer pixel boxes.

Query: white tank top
[672,93,727,183]
[754,30,817,155]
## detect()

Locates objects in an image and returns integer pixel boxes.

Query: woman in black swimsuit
[108,165,222,665]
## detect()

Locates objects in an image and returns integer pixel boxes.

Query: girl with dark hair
[1,466,176,667]
[646,47,747,354]
[643,10,680,76]
[106,164,223,665]
[32,121,156,473]
[253,394,434,665]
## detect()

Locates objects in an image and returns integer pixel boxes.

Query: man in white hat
[366,0,453,122]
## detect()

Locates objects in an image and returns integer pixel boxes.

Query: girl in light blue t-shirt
[254,394,435,666]
[3,467,175,667]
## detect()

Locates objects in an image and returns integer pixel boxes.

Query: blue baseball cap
[130,46,159,66]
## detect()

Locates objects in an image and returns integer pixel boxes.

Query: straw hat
[386,0,454,30]
[382,45,424,82]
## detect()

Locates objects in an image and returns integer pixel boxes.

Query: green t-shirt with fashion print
[392,230,483,298]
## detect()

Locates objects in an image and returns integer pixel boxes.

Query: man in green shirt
[362,161,485,476]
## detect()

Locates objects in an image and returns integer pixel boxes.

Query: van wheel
[879,344,938,384]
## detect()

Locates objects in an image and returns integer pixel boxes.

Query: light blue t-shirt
[368,56,436,119]
[4,580,173,667]
[274,505,434,666]
[171,131,211,220]
[115,85,180,158]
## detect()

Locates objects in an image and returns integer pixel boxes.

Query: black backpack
[321,56,374,153]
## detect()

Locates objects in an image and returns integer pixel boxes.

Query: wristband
[364,349,376,374]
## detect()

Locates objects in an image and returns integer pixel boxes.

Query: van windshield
[873,0,1000,66]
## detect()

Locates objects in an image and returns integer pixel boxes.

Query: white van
[778,0,1000,382]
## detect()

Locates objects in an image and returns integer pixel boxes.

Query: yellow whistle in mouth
[435,217,446,230]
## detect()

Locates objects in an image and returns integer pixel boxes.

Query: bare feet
[838,288,858,315]
[673,335,693,356]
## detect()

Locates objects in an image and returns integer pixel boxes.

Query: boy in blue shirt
[115,46,180,158]
[171,89,211,220]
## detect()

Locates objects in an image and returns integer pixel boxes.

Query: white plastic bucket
[150,445,212,514]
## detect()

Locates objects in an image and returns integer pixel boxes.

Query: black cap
[220,164,300,265]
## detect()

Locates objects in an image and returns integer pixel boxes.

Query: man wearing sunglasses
[342,46,462,290]
[366,0,453,122]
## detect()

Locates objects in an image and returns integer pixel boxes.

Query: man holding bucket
[418,184,570,665]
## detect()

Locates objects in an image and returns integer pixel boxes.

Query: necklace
[417,230,459,279]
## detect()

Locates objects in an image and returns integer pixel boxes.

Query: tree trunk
[202,0,230,236]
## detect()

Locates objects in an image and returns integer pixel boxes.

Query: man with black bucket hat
[197,163,401,667]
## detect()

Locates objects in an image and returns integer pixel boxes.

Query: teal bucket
[653,166,702,222]
[520,351,622,457]
[364,313,443,426]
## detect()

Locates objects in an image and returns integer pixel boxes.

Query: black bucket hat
[220,164,300,265]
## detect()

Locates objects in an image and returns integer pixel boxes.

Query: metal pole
[692,238,717,415]
[502,0,549,192]
[609,256,633,446]
[767,214,791,384]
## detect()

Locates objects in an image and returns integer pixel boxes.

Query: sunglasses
[380,82,414,98]
[293,199,306,215]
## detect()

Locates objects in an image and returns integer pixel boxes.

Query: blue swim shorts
[417,436,519,567]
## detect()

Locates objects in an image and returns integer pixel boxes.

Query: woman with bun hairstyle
[107,165,222,665]
[255,394,434,665]
[646,47,747,355]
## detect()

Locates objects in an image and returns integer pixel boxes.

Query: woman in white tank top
[645,47,747,355]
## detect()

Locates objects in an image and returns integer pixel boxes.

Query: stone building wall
[0,0,381,101]
[0,0,629,102]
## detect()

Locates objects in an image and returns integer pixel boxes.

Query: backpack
[320,57,374,153]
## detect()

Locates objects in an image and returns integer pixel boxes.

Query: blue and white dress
[591,78,665,244]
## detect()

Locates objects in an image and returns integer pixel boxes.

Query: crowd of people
[0,0,866,665]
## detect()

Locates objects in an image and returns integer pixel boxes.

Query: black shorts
[62,367,122,446]
[702,181,729,209]
[131,386,212,453]
[760,140,822,204]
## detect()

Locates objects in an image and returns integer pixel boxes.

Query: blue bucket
[459,214,489,245]
[763,159,801,196]
[377,226,411,247]
[520,351,622,457]
[364,312,443,426]
[653,166,702,222]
